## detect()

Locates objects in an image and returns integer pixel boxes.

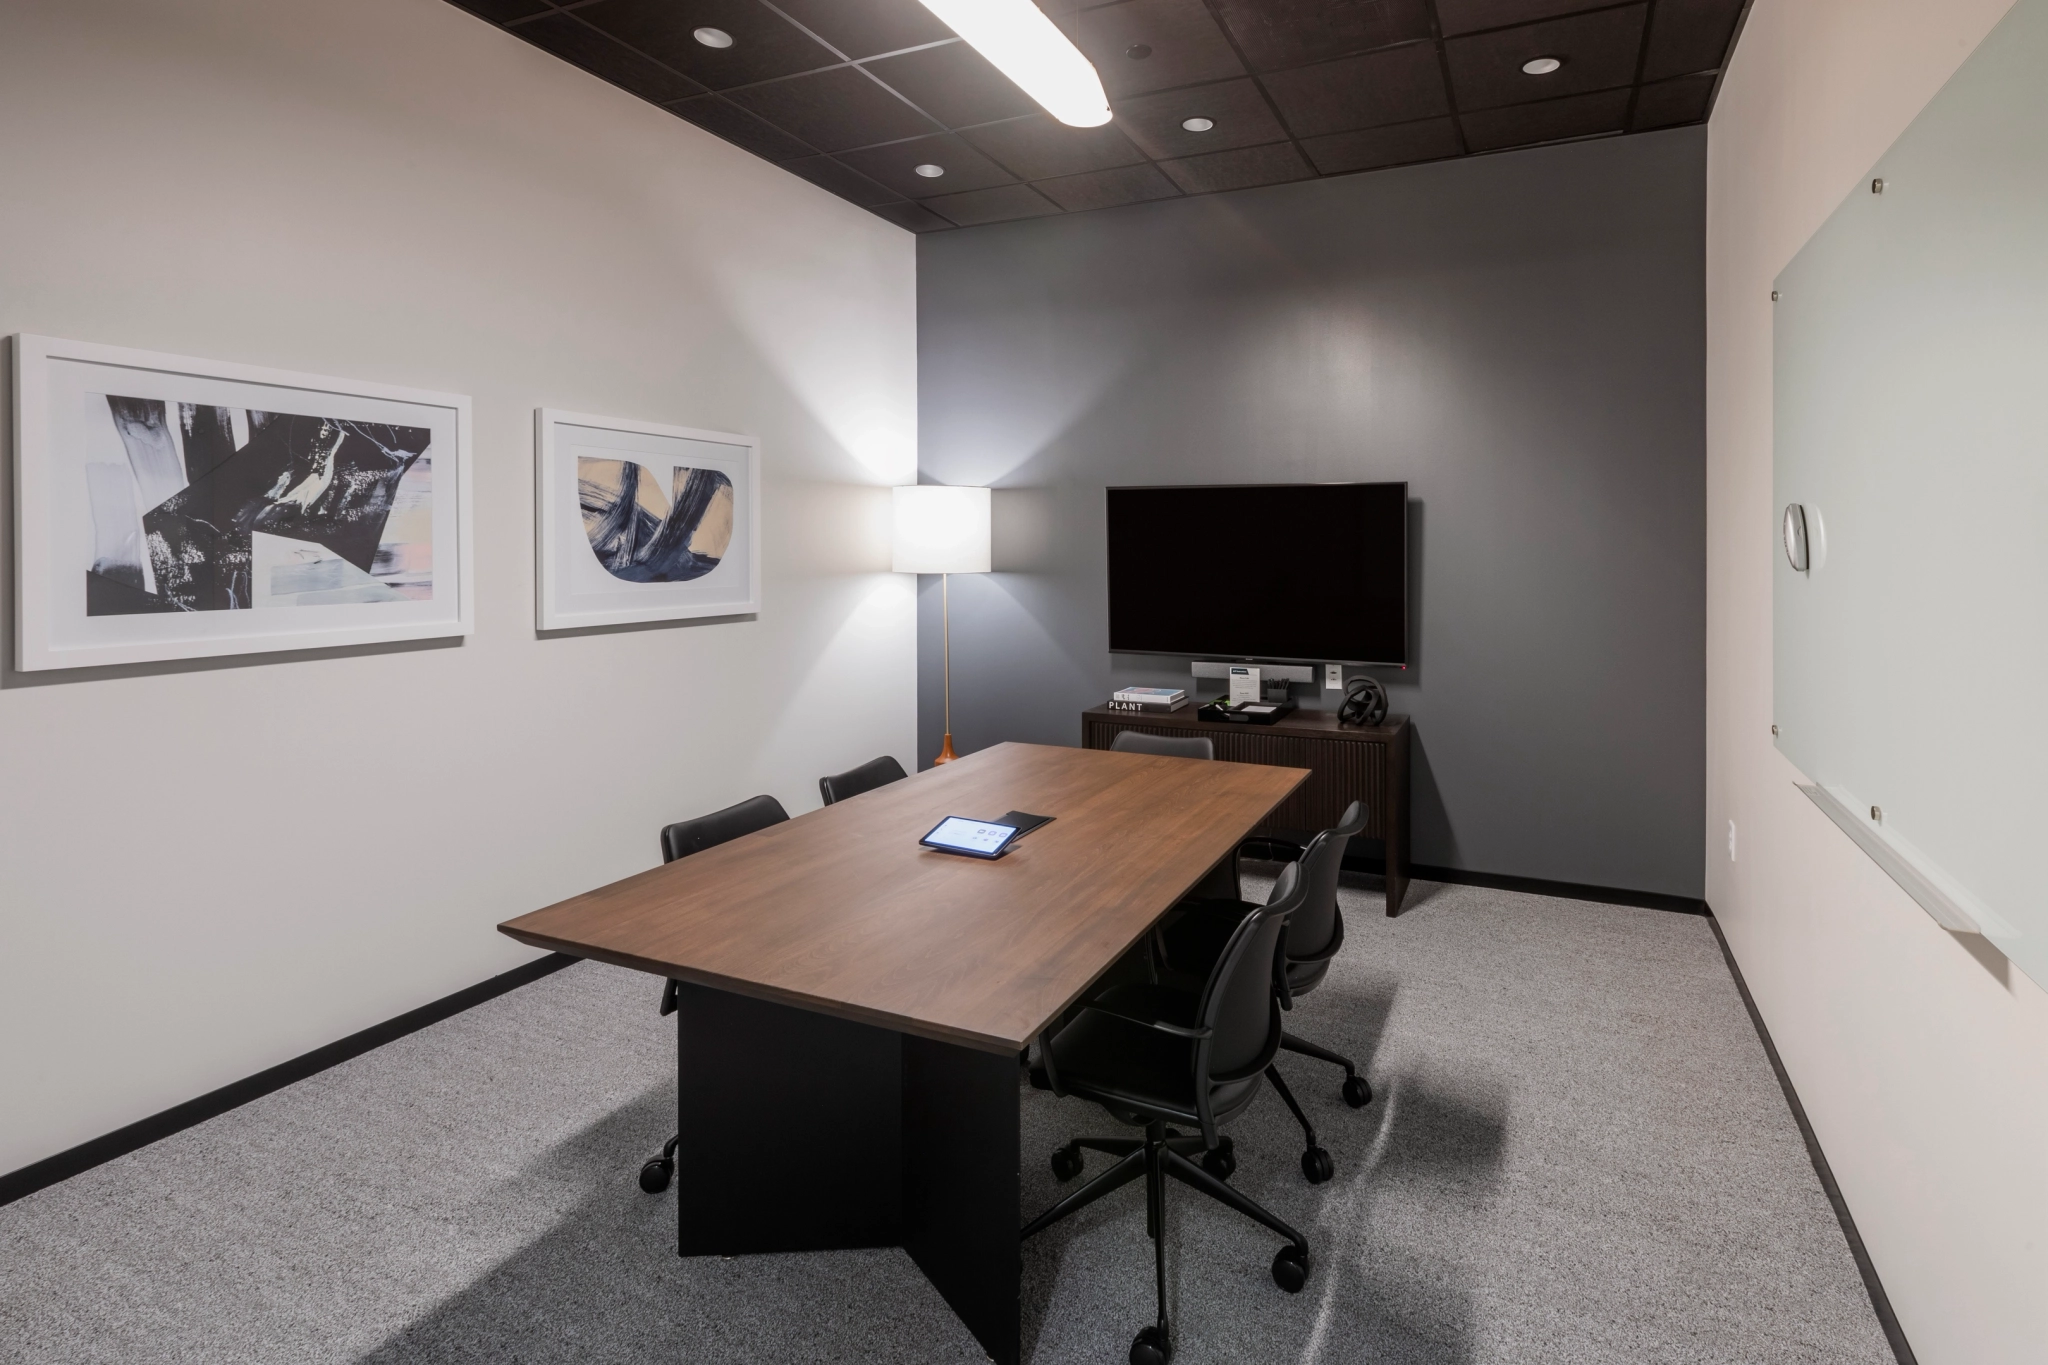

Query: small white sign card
[12,334,473,670]
[535,409,760,631]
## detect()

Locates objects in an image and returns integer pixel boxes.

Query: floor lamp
[893,485,992,765]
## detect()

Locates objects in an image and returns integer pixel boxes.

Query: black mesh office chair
[1158,801,1373,1183]
[639,793,790,1194]
[1109,730,1214,761]
[1025,863,1313,1365]
[817,755,907,805]
[1108,730,1237,902]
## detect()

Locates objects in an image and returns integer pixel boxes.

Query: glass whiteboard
[1774,0,2048,990]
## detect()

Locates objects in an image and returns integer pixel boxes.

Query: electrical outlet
[1727,820,1737,861]
[1324,663,1342,690]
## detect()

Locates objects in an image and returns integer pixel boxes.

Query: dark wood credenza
[1081,705,1411,915]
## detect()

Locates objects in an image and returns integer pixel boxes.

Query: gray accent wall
[916,128,1705,898]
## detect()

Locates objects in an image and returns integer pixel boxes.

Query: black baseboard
[1244,839,1708,916]
[1706,915,1918,1365]
[0,952,577,1209]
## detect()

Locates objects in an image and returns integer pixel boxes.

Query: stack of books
[1108,686,1188,713]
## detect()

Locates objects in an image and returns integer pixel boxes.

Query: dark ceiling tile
[1300,116,1461,172]
[724,66,940,152]
[573,0,837,90]
[779,155,904,207]
[1459,87,1629,150]
[670,93,817,160]
[867,200,955,233]
[1445,5,1646,111]
[1059,0,1246,99]
[836,133,1019,197]
[1632,73,1715,129]
[1208,0,1435,71]
[861,40,1038,127]
[1262,42,1448,138]
[924,184,1064,227]
[1643,0,1746,81]
[514,14,705,104]
[1033,162,1183,212]
[771,0,955,60]
[959,114,1149,179]
[1159,141,1315,194]
[452,0,551,23]
[1114,78,1289,159]
[1435,0,1612,38]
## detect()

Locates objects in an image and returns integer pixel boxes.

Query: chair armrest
[659,979,680,1016]
[1077,984,1212,1039]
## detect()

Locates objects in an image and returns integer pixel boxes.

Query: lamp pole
[936,571,959,764]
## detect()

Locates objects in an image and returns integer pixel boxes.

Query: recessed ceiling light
[917,0,1111,127]
[1126,44,1152,60]
[694,27,733,49]
[1181,117,1214,132]
[915,163,946,178]
[1521,56,1562,75]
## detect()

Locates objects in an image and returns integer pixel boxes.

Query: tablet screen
[922,816,1019,857]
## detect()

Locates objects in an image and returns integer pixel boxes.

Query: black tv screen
[1107,483,1408,665]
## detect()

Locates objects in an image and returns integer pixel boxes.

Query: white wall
[0,0,917,1177]
[1706,3,2048,1361]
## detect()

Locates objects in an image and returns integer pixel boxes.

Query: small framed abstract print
[534,409,760,631]
[11,334,473,670]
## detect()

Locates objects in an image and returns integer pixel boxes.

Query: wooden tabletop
[498,741,1305,1054]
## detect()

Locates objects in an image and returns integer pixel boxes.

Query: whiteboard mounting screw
[1771,724,1778,736]
[1872,177,1885,194]
[1770,290,1780,301]
[1871,806,1883,823]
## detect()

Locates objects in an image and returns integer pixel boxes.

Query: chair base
[639,1131,682,1193]
[1281,1031,1374,1108]
[1023,1120,1310,1362]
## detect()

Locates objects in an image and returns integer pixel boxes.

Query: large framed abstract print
[535,409,759,631]
[11,334,473,670]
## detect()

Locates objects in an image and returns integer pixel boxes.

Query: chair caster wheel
[1050,1146,1084,1182]
[1201,1145,1237,1181]
[1130,1323,1172,1365]
[638,1158,674,1193]
[1343,1075,1373,1108]
[1300,1146,1334,1184]
[1272,1245,1310,1293]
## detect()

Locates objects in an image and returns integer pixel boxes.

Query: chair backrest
[1280,800,1368,961]
[1110,730,1214,761]
[817,755,908,806]
[1197,861,1303,1083]
[660,794,789,864]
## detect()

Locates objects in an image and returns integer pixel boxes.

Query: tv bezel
[1105,480,1410,669]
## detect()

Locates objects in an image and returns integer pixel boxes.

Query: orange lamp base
[933,733,960,765]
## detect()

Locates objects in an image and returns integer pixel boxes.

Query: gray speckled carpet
[0,875,1895,1365]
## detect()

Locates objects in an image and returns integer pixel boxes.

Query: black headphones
[1337,676,1387,727]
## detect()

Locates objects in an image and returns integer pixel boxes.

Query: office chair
[1157,801,1373,1184]
[639,793,790,1194]
[1108,730,1235,901]
[1109,729,1214,761]
[1025,862,1312,1365]
[817,754,907,805]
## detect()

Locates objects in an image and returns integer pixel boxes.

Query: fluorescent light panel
[917,0,1111,128]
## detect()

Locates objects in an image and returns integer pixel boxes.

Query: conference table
[498,741,1306,1364]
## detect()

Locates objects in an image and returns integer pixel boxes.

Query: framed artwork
[11,334,472,671]
[535,409,760,631]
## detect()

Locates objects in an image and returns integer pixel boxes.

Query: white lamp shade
[893,485,992,574]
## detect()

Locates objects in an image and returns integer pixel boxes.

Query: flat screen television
[1106,482,1408,666]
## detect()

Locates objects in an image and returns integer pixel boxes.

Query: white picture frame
[12,334,473,671]
[535,408,760,631]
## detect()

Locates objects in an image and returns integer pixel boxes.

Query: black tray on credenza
[1195,701,1298,725]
